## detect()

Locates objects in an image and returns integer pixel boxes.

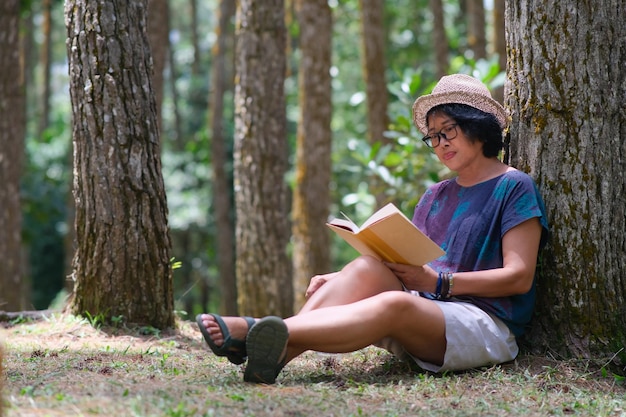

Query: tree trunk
[234,0,293,317]
[66,0,174,328]
[189,0,200,76]
[506,0,626,368]
[359,0,391,207]
[0,0,25,312]
[292,0,332,311]
[210,0,238,315]
[492,0,506,102]
[147,0,169,134]
[429,0,449,79]
[467,0,486,60]
[38,0,53,137]
[167,29,184,150]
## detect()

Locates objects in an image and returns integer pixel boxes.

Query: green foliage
[83,311,107,330]
[138,326,162,337]
[21,113,71,310]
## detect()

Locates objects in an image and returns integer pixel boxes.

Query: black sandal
[196,314,256,365]
[244,316,289,384]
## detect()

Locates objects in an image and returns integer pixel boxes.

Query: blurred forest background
[13,0,504,317]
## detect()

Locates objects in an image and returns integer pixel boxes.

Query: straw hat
[412,74,507,134]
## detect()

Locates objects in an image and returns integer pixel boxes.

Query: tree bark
[429,0,449,79]
[492,0,506,102]
[66,0,174,328]
[467,0,486,60]
[0,0,25,312]
[234,0,293,317]
[506,0,626,367]
[359,0,391,207]
[210,0,238,315]
[38,0,53,137]
[147,0,170,135]
[292,0,332,310]
[359,0,390,147]
[167,28,184,150]
[189,0,201,76]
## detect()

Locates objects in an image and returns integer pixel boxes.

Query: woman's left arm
[386,217,543,297]
[442,217,543,297]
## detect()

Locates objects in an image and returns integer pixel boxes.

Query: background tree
[234,0,293,317]
[292,0,333,310]
[66,0,174,328]
[359,0,391,207]
[38,0,53,137]
[467,0,486,59]
[492,0,506,102]
[506,0,626,367]
[429,0,449,79]
[20,0,68,310]
[0,0,26,312]
[209,0,238,315]
[147,0,170,134]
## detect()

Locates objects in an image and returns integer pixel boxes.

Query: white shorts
[376,297,518,373]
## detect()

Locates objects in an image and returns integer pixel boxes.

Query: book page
[327,217,359,233]
[326,224,382,260]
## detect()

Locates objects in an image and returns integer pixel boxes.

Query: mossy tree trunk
[234,0,293,318]
[505,0,626,367]
[292,0,333,311]
[66,0,174,328]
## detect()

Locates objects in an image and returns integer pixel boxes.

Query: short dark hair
[426,103,504,158]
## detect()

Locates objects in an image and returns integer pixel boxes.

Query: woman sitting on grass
[197,73,549,384]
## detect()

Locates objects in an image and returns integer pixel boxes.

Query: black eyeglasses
[422,124,458,148]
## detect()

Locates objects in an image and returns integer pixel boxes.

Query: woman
[197,74,549,384]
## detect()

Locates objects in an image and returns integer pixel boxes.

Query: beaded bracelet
[447,272,454,298]
[435,271,455,300]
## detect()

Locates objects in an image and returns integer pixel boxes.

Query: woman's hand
[305,272,339,299]
[384,262,438,292]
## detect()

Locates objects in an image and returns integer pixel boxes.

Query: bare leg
[284,256,445,365]
[285,290,446,365]
[198,256,400,350]
[300,256,404,312]
[199,256,446,366]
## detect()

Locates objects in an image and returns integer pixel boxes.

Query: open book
[327,203,445,265]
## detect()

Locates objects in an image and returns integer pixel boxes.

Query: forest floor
[1,313,625,417]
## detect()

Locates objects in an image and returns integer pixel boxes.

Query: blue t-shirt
[412,169,549,336]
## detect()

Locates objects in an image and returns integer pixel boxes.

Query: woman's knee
[340,256,402,291]
[324,256,402,299]
[343,256,397,282]
[375,290,417,314]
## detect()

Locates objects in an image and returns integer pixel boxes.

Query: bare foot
[197,314,257,347]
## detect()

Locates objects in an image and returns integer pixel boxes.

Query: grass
[1,314,625,417]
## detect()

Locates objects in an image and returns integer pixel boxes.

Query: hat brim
[412,91,508,135]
